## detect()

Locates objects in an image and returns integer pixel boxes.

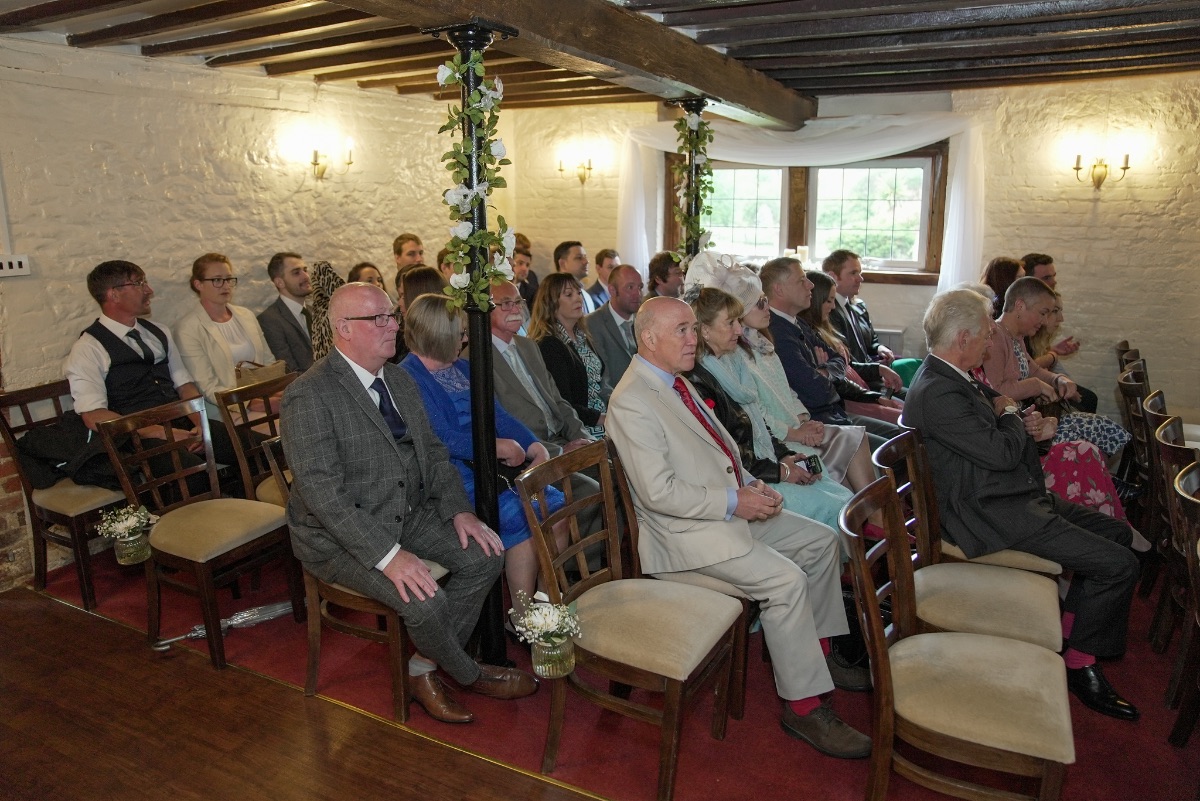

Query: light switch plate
[0,255,31,276]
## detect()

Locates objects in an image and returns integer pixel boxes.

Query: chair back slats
[1118,367,1157,492]
[607,439,643,577]
[262,435,291,505]
[1176,463,1200,629]
[1157,418,1200,555]
[216,372,297,500]
[0,380,74,497]
[516,440,621,607]
[96,397,218,513]
[871,429,942,567]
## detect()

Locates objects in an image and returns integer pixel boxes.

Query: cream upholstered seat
[937,540,1062,575]
[215,372,297,502]
[841,476,1074,801]
[872,430,1063,651]
[516,440,740,801]
[97,397,304,669]
[254,468,290,507]
[0,380,126,611]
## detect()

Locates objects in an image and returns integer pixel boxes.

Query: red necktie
[672,376,743,487]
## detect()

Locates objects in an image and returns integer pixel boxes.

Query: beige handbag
[235,359,288,385]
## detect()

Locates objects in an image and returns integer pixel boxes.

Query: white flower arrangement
[96,504,157,540]
[436,50,514,311]
[509,590,582,645]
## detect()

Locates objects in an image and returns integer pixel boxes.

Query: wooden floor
[0,588,597,801]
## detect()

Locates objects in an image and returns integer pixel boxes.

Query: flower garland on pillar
[670,104,715,259]
[436,51,515,310]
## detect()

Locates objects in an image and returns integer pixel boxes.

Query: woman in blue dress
[400,294,565,619]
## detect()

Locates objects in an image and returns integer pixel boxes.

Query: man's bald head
[634,297,698,375]
[329,282,397,372]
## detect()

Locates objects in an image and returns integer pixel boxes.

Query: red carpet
[38,552,1199,801]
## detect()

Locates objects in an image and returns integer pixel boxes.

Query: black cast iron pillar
[678,96,709,257]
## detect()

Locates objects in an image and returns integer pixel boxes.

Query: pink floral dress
[1041,440,1127,521]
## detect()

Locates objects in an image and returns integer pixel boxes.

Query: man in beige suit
[605,297,870,760]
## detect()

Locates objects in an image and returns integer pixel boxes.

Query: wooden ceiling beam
[501,93,655,109]
[66,0,309,47]
[142,10,376,57]
[698,0,1190,47]
[0,0,145,32]
[203,25,419,67]
[389,66,567,93]
[337,0,814,129]
[730,6,1200,58]
[659,0,1018,28]
[322,54,526,83]
[263,39,455,76]
[433,77,619,100]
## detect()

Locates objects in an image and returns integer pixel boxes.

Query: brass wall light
[313,138,355,179]
[1074,153,1129,189]
[559,158,592,185]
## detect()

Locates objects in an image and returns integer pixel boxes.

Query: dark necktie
[301,307,313,338]
[370,377,408,440]
[672,376,742,487]
[126,328,154,364]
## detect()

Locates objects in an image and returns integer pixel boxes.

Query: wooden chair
[516,440,741,801]
[215,372,297,506]
[1146,389,1200,448]
[871,430,1062,650]
[1152,418,1200,681]
[1118,365,1165,595]
[96,397,304,668]
[0,380,124,610]
[1169,461,1200,747]
[841,476,1074,801]
[263,436,447,721]
[608,438,759,720]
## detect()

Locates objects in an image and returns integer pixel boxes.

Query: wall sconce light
[1074,153,1129,189]
[313,138,355,179]
[559,158,592,185]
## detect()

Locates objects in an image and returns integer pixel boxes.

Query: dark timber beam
[204,26,420,67]
[67,0,309,47]
[338,0,814,129]
[0,0,143,32]
[322,54,526,83]
[502,93,654,109]
[263,40,454,76]
[385,64,566,92]
[660,0,1023,28]
[141,10,376,57]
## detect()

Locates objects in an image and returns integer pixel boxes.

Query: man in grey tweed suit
[281,283,537,723]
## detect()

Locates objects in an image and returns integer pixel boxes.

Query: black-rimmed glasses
[496,298,526,311]
[198,276,238,287]
[342,312,401,327]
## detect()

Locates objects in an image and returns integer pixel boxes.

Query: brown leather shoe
[465,663,539,700]
[410,672,473,723]
[781,701,871,759]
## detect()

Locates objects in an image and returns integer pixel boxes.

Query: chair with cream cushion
[215,372,297,506]
[841,476,1074,801]
[262,435,446,720]
[0,379,125,610]
[516,440,741,801]
[873,431,1063,652]
[97,397,304,668]
[1152,418,1200,694]
[1169,462,1200,747]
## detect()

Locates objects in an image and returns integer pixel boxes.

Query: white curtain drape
[616,113,984,291]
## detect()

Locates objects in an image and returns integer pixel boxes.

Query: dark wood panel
[263,39,455,76]
[203,25,419,67]
[0,0,146,32]
[0,588,593,801]
[660,0,1017,27]
[321,54,527,84]
[67,0,311,47]
[141,10,376,56]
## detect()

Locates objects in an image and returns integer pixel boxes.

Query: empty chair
[97,397,304,668]
[0,379,124,610]
[872,430,1062,650]
[1169,461,1200,747]
[1146,389,1200,449]
[841,476,1074,801]
[1151,418,1200,677]
[215,371,297,506]
[263,436,447,721]
[516,440,740,801]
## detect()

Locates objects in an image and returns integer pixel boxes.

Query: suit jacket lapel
[277,297,307,337]
[330,352,400,453]
[637,364,733,459]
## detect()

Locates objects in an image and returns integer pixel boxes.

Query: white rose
[501,230,516,255]
[449,271,471,289]
[686,112,701,131]
[496,261,515,281]
[450,221,473,240]
[695,153,708,166]
[436,64,455,86]
[490,139,506,159]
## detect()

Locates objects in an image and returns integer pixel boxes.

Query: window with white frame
[700,166,785,260]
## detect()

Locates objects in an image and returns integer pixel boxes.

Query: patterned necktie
[672,376,742,487]
[501,346,558,434]
[370,377,408,440]
[620,319,636,354]
[126,328,154,364]
[300,306,313,337]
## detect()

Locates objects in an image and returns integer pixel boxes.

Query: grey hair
[923,288,992,352]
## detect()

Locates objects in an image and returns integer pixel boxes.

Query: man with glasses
[584,263,644,385]
[63,259,238,466]
[257,251,314,373]
[282,283,537,724]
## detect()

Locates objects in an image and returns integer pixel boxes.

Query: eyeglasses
[113,280,149,291]
[198,276,238,287]
[342,312,401,327]
[496,298,525,311]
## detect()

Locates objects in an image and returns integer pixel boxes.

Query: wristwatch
[1003,404,1019,415]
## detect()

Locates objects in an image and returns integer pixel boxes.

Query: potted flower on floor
[97,504,156,566]
[510,591,582,679]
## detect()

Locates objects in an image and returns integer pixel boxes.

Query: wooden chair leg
[145,558,162,644]
[1169,628,1200,747]
[69,520,96,611]
[1168,620,1196,707]
[541,677,567,774]
[1038,761,1066,801]
[865,723,894,801]
[728,601,749,720]
[195,563,226,669]
[31,523,49,591]
[283,550,306,623]
[386,613,410,722]
[656,682,685,801]
[303,573,322,697]
[1151,579,1180,653]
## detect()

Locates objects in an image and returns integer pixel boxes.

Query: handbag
[235,359,288,385]
[464,458,531,494]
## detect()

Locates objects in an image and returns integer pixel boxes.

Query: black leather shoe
[1067,664,1140,721]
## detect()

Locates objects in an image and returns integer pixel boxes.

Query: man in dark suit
[586,248,619,308]
[904,288,1140,721]
[583,263,643,386]
[760,257,901,445]
[823,249,895,365]
[554,240,597,314]
[257,252,314,373]
[511,245,539,309]
[281,283,538,724]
